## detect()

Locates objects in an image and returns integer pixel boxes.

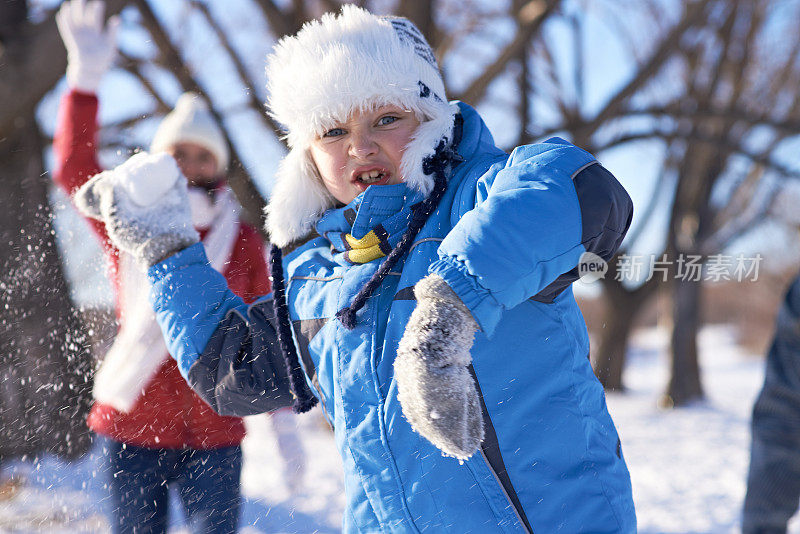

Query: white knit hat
[265,5,458,247]
[151,93,229,175]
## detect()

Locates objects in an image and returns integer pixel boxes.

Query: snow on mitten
[395,274,485,460]
[75,152,199,267]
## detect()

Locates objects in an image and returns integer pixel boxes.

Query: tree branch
[190,1,283,138]
[251,0,295,38]
[618,104,800,135]
[0,0,127,138]
[452,0,560,104]
[117,50,172,115]
[596,129,800,180]
[133,0,268,235]
[576,0,713,140]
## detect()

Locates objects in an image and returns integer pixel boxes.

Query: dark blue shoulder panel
[532,163,633,303]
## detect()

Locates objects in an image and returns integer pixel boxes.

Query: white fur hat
[265,5,458,247]
[151,93,229,175]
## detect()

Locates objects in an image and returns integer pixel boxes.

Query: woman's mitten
[56,0,120,93]
[395,274,485,460]
[74,152,199,267]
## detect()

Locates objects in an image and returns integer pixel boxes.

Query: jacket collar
[450,101,502,165]
[315,182,424,251]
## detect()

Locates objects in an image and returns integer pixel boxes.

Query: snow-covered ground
[0,409,344,534]
[608,326,799,534]
[0,324,797,533]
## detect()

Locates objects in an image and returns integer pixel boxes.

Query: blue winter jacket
[147,103,636,533]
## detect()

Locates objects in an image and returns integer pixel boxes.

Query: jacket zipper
[468,363,534,533]
[478,448,533,533]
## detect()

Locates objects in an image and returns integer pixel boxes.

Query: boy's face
[309,104,420,205]
[168,142,219,188]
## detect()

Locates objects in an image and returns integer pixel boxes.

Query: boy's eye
[378,116,398,126]
[323,127,346,138]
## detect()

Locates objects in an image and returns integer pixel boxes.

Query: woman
[75,6,636,532]
[54,2,280,531]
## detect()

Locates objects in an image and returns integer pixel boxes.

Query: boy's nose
[349,132,378,159]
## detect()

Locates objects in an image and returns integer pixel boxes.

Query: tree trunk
[593,291,641,391]
[665,276,704,406]
[593,275,657,390]
[0,0,127,139]
[0,114,93,461]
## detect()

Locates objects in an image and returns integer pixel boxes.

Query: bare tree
[659,0,800,405]
[510,0,716,391]
[522,0,800,402]
[590,0,800,405]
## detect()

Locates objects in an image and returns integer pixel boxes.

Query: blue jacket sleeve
[429,138,633,336]
[147,243,293,415]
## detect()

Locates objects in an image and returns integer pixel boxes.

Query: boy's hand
[394,274,485,460]
[75,152,199,267]
[56,0,120,93]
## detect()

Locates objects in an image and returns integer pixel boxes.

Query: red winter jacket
[54,90,271,449]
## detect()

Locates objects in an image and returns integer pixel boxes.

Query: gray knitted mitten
[395,273,485,460]
[74,152,199,267]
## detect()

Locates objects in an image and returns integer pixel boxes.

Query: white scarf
[92,187,240,412]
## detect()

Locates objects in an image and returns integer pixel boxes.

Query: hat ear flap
[400,102,458,196]
[266,147,335,247]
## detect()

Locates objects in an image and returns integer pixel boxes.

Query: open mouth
[357,170,386,184]
[354,169,390,188]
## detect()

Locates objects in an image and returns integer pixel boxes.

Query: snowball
[114,152,181,207]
